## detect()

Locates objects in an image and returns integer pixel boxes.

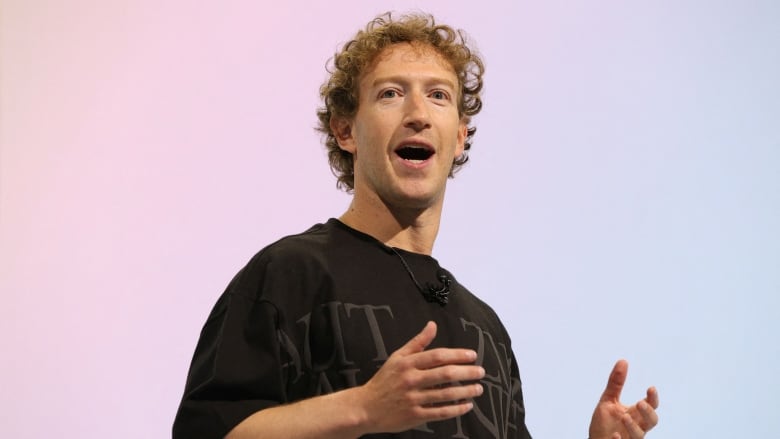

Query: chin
[389,188,445,210]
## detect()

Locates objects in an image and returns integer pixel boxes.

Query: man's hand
[354,321,485,434]
[226,321,484,439]
[589,359,659,439]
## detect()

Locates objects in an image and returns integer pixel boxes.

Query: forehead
[362,42,457,82]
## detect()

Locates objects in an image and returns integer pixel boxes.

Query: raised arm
[226,321,485,439]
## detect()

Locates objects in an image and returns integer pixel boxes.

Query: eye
[430,90,449,100]
[380,89,399,99]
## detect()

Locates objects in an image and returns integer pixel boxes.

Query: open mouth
[396,145,434,163]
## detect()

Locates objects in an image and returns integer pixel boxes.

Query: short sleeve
[172,291,286,439]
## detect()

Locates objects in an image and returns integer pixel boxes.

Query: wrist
[330,386,372,437]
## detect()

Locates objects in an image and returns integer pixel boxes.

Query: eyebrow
[370,74,457,91]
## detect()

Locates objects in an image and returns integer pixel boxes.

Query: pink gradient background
[2,1,779,438]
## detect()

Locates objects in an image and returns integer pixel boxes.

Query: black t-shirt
[173,219,532,439]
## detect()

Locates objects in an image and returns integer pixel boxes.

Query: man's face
[335,42,467,211]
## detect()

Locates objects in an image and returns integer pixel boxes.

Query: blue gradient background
[2,1,778,438]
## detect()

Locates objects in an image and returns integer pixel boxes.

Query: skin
[226,322,485,439]
[333,42,467,254]
[590,360,660,439]
[226,41,660,439]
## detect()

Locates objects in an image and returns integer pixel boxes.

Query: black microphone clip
[423,273,451,306]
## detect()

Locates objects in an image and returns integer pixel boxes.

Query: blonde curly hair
[316,12,485,191]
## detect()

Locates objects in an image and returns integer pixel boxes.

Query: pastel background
[2,0,778,438]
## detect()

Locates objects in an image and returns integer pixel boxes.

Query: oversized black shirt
[173,219,532,439]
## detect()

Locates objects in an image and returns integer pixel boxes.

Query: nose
[403,91,431,131]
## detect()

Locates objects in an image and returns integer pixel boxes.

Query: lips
[394,141,435,164]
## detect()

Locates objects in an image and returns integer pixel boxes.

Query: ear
[455,118,468,157]
[330,116,356,153]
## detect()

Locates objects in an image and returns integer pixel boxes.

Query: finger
[600,359,628,402]
[622,412,645,439]
[636,400,658,431]
[418,382,484,406]
[646,386,659,409]
[411,348,479,369]
[395,321,437,356]
[414,364,485,389]
[415,400,475,422]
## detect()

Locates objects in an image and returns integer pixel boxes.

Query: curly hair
[316,12,485,192]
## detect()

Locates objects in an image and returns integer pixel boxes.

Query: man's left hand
[589,359,659,439]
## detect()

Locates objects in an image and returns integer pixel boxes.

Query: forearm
[225,323,484,439]
[225,387,370,439]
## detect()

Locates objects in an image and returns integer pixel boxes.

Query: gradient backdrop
[2,0,779,438]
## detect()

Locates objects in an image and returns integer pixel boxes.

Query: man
[173,12,659,439]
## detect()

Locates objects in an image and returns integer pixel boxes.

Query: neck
[339,192,444,255]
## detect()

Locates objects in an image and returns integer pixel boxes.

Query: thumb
[601,359,628,402]
[395,321,437,356]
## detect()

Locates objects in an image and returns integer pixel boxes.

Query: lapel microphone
[422,272,451,306]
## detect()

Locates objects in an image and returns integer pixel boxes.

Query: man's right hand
[353,321,485,434]
[226,321,484,439]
